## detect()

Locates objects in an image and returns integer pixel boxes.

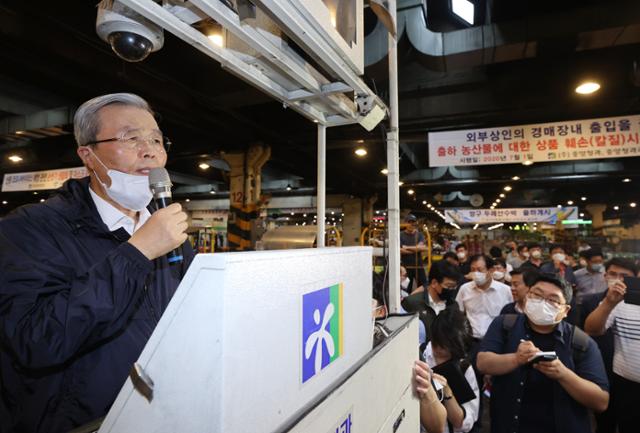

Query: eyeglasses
[527,291,565,309]
[606,270,632,280]
[84,131,172,152]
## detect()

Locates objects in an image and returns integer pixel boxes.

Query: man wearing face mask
[455,244,472,277]
[402,262,461,347]
[540,244,577,288]
[505,241,522,269]
[574,248,607,303]
[477,275,609,433]
[455,255,512,342]
[519,242,544,272]
[0,94,194,433]
[584,258,640,433]
[500,268,538,315]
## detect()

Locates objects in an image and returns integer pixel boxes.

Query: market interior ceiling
[1,0,640,223]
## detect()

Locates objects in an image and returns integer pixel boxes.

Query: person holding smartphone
[424,308,479,433]
[413,360,448,433]
[584,260,640,433]
[477,274,609,433]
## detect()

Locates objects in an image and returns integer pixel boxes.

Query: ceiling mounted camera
[96,0,164,62]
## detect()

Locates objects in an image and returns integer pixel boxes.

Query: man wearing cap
[400,214,427,292]
[0,93,194,433]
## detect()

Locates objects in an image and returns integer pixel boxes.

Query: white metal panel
[285,316,420,433]
[99,247,374,433]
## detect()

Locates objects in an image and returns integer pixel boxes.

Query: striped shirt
[605,301,640,382]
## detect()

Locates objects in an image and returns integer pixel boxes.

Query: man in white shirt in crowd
[584,259,640,433]
[456,254,513,342]
[574,248,607,303]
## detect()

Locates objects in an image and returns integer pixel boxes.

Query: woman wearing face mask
[423,308,479,433]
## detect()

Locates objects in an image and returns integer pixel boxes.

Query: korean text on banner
[428,115,640,167]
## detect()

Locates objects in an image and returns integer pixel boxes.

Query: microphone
[149,168,183,264]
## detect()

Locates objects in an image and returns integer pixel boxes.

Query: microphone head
[149,168,172,192]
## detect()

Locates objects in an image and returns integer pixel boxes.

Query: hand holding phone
[623,276,640,306]
[528,351,558,364]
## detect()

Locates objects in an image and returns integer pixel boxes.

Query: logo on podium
[302,283,344,383]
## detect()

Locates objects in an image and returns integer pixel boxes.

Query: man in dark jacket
[0,93,194,433]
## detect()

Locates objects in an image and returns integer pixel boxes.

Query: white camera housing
[96,0,164,62]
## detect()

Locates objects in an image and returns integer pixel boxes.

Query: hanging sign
[2,167,88,192]
[445,207,579,224]
[428,114,640,167]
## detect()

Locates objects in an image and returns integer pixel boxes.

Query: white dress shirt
[89,188,151,235]
[423,343,480,433]
[455,279,513,339]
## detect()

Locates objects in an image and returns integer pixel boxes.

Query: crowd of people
[390,214,640,433]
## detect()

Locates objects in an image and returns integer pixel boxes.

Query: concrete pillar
[586,204,607,233]
[342,197,362,246]
[222,144,270,251]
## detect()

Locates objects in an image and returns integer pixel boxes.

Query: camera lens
[108,31,153,62]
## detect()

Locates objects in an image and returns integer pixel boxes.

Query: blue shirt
[479,315,609,433]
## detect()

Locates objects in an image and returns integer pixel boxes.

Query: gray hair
[73,93,152,146]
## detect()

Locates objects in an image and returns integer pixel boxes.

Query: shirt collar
[524,317,566,342]
[89,187,151,235]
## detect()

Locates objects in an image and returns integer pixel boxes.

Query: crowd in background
[372,214,640,433]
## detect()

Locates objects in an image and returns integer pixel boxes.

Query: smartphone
[528,351,558,364]
[623,276,640,306]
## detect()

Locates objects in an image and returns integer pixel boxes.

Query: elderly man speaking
[0,93,194,433]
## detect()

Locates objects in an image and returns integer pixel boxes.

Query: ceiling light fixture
[614,205,620,210]
[623,178,631,183]
[407,189,415,195]
[208,33,224,47]
[354,148,367,157]
[581,197,587,201]
[381,168,388,175]
[496,199,501,203]
[451,0,475,25]
[522,160,533,166]
[512,176,520,180]
[8,155,23,163]
[575,81,601,95]
[209,190,216,194]
[2,200,7,205]
[499,193,505,198]
[567,200,574,205]
[631,202,637,208]
[198,163,210,170]
[286,184,292,191]
[504,185,512,191]
[398,181,404,186]
[422,200,427,205]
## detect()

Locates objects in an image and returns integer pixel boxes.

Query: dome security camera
[96,0,164,62]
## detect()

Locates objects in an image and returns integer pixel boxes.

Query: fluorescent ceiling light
[451,0,475,25]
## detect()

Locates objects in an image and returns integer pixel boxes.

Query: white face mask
[90,149,152,211]
[531,250,542,259]
[492,271,505,281]
[457,251,466,260]
[400,277,410,290]
[524,298,562,326]
[552,253,566,262]
[522,251,530,258]
[591,263,604,273]
[473,271,488,286]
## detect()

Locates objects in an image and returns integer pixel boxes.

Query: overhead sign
[428,114,640,167]
[2,167,88,192]
[445,207,579,224]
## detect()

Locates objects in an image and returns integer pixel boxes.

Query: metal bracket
[130,362,155,403]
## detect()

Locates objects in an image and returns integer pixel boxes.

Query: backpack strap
[502,314,518,334]
[570,325,590,364]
